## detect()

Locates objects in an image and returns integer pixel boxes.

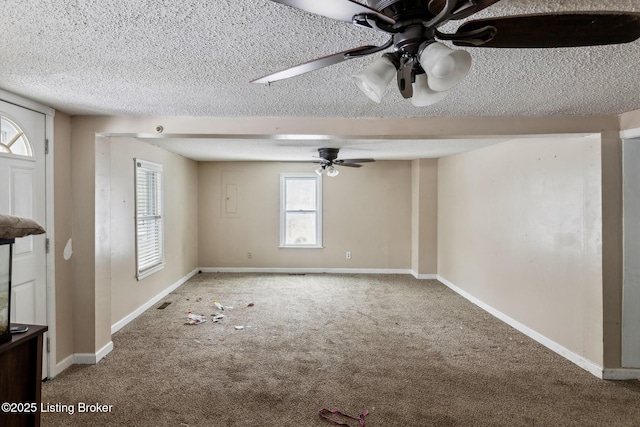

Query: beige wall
[601,132,623,367]
[109,137,198,326]
[70,116,97,354]
[53,112,74,363]
[438,135,605,365]
[198,161,412,270]
[620,108,640,131]
[68,116,201,360]
[411,159,438,276]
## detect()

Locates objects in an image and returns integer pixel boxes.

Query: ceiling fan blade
[268,0,394,25]
[337,162,363,168]
[337,158,376,164]
[429,0,502,21]
[251,45,378,84]
[453,13,640,48]
[278,161,325,164]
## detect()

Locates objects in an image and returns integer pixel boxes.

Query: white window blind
[135,159,164,279]
[280,173,322,248]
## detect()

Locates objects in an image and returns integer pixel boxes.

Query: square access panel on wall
[221,170,242,218]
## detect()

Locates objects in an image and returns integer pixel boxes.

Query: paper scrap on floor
[185,313,207,325]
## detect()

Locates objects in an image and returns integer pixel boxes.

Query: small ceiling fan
[311,147,375,177]
[251,0,640,106]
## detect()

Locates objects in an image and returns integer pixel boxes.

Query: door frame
[0,89,56,378]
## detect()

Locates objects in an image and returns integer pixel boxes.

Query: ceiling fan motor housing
[318,148,340,162]
[367,0,436,56]
[368,0,432,20]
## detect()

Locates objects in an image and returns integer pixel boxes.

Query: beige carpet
[42,273,640,426]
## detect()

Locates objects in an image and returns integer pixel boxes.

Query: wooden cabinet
[0,324,47,427]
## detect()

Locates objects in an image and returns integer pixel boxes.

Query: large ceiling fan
[251,0,640,106]
[311,147,375,177]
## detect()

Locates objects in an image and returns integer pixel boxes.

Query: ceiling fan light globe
[356,81,382,103]
[411,73,450,107]
[419,42,472,92]
[326,166,339,177]
[432,55,456,79]
[352,56,397,103]
[315,167,325,176]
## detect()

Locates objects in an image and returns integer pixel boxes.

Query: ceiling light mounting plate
[318,147,340,162]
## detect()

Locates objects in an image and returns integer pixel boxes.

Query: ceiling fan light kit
[312,147,375,177]
[253,0,640,107]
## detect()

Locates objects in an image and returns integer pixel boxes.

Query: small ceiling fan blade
[337,162,363,168]
[337,158,376,164]
[251,45,378,84]
[429,0,502,21]
[268,0,394,25]
[278,160,324,164]
[453,13,640,48]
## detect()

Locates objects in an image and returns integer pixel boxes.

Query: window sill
[279,245,324,249]
[136,262,166,281]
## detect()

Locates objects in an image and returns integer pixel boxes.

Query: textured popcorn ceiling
[1,0,639,118]
[0,1,639,160]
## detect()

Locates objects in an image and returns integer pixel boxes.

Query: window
[0,116,33,157]
[135,159,164,279]
[280,173,322,248]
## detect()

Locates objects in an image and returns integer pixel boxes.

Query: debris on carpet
[319,408,369,426]
[185,312,207,325]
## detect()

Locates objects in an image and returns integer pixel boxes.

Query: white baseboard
[603,368,640,380]
[202,268,438,280]
[53,354,75,377]
[95,340,113,363]
[72,340,114,365]
[411,271,438,280]
[436,275,606,379]
[111,268,198,335]
[200,267,414,275]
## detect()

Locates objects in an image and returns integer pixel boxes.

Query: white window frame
[134,158,165,280]
[0,115,33,158]
[280,173,323,248]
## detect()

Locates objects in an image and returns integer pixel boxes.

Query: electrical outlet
[248,251,253,259]
[346,251,352,260]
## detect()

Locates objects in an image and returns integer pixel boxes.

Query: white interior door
[0,99,47,377]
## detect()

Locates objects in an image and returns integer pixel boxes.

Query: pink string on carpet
[318,408,369,426]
